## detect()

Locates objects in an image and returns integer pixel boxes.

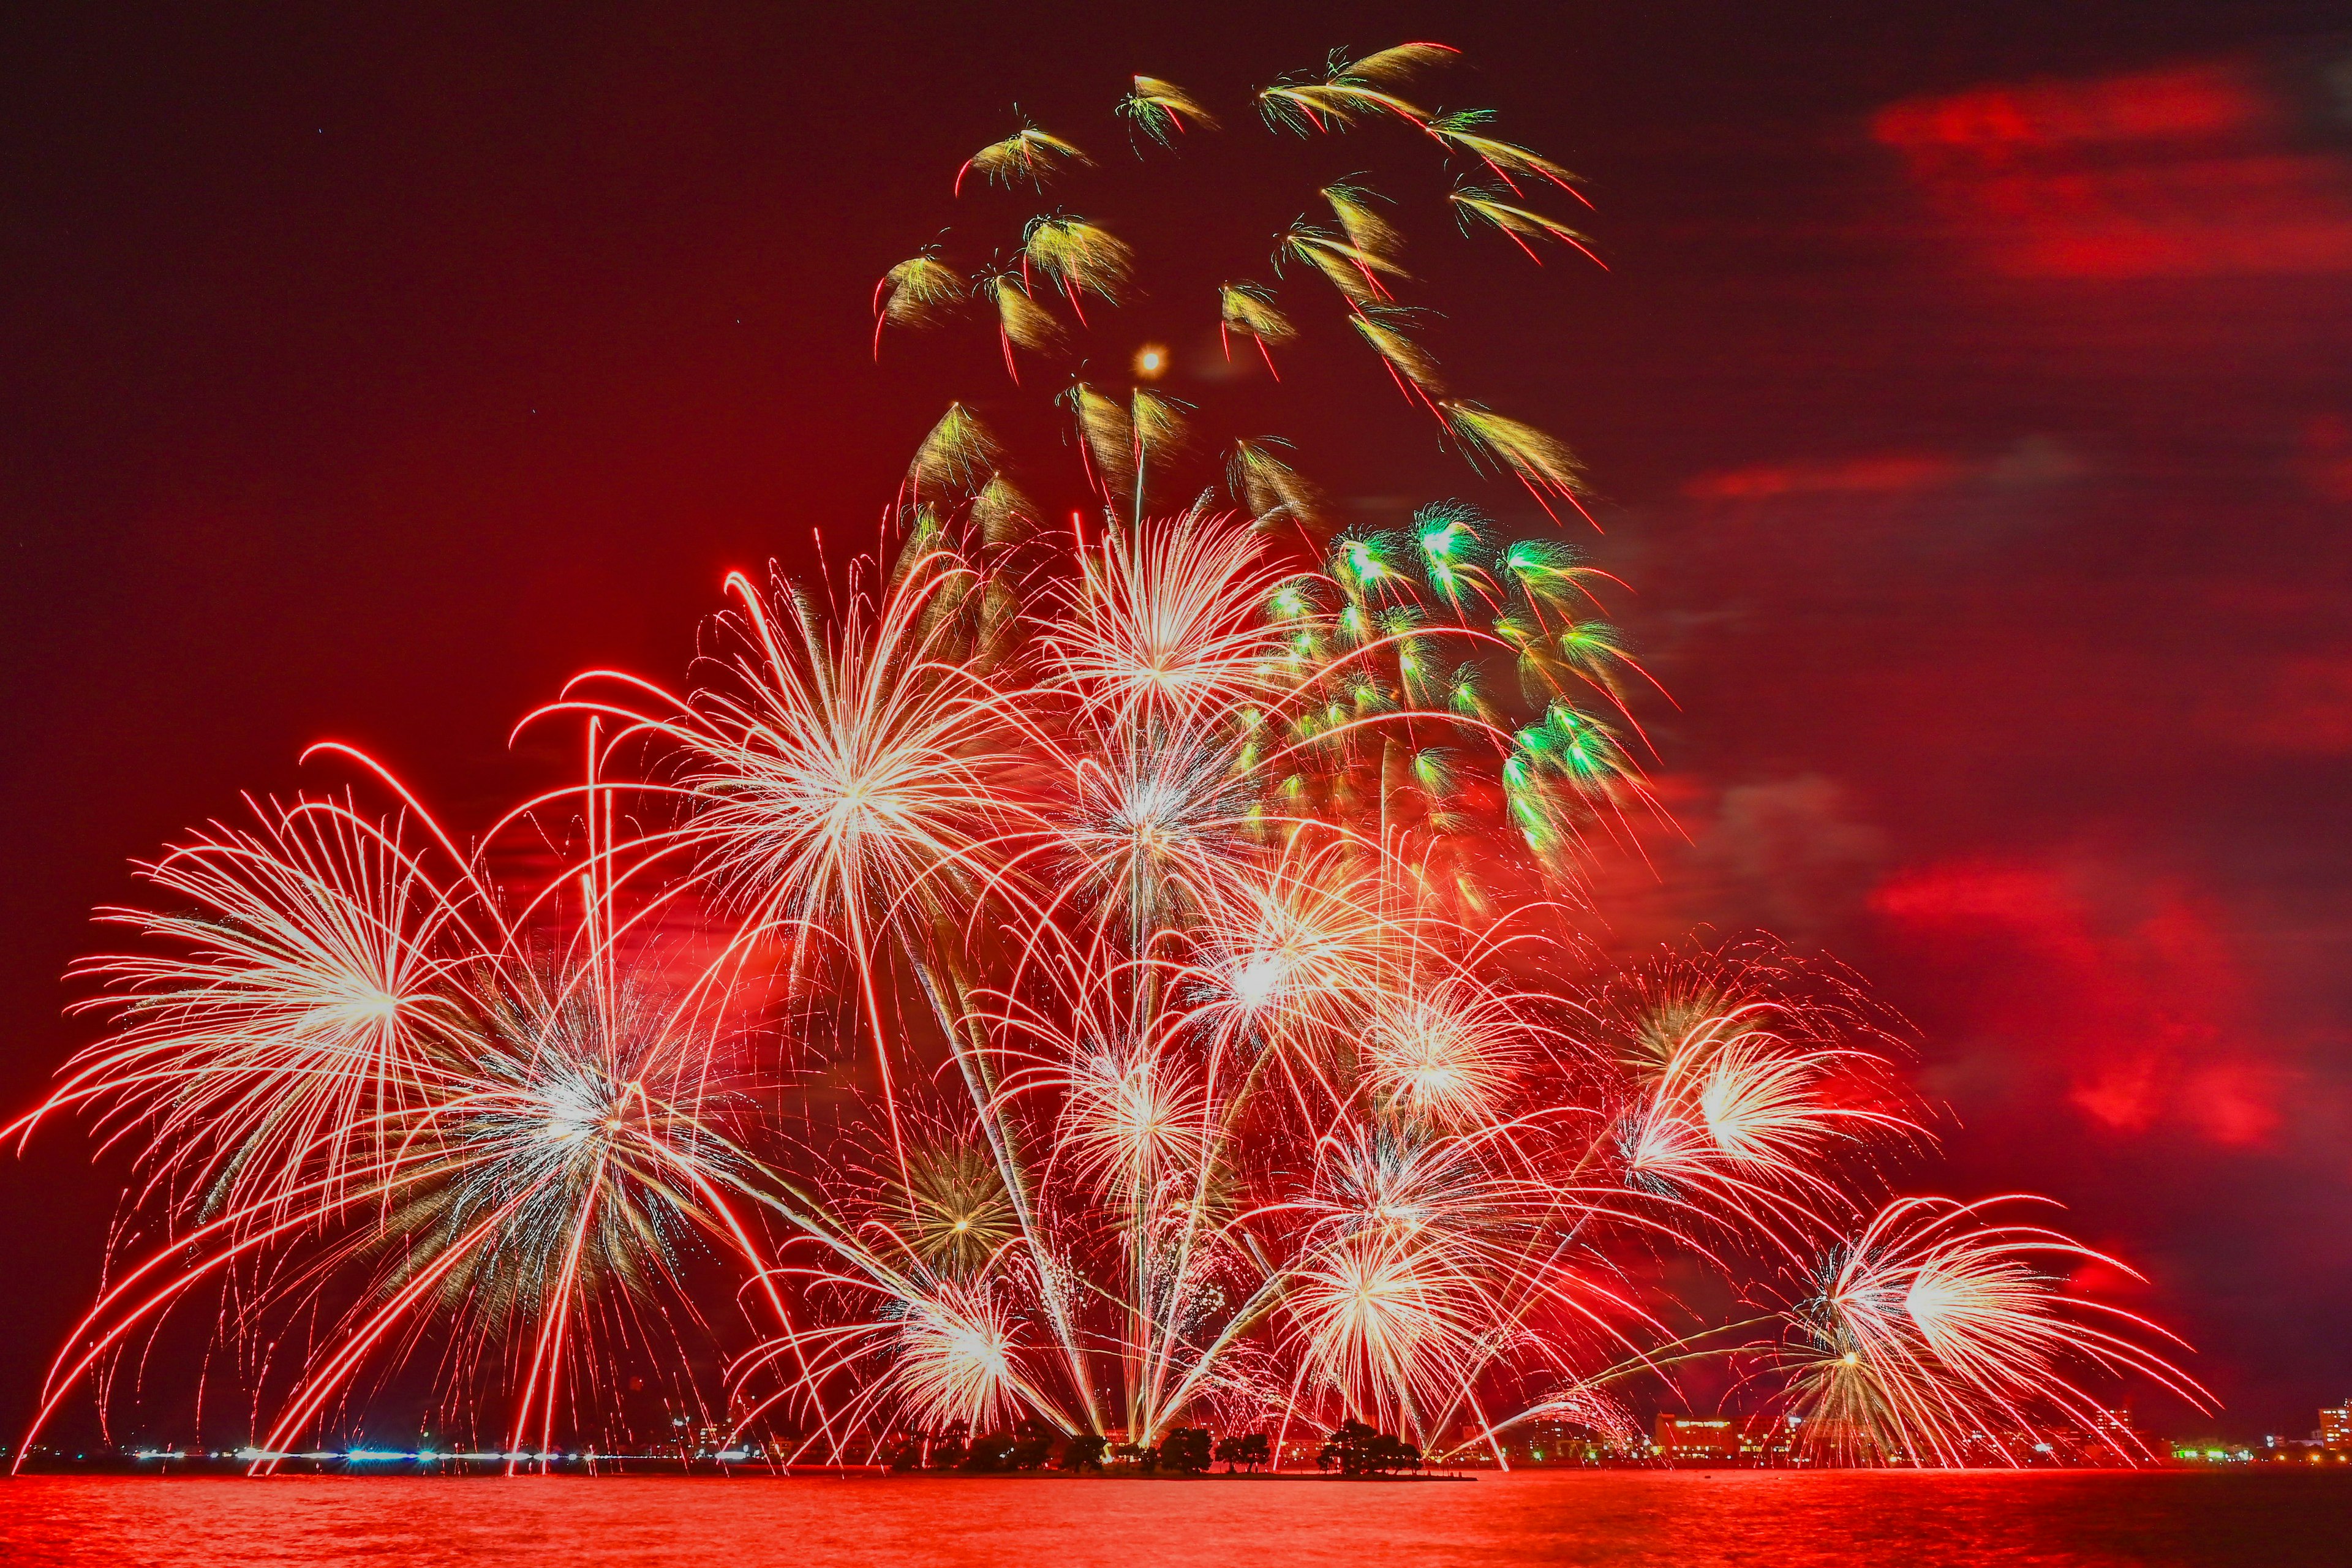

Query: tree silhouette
[1216,1432,1272,1472]
[1161,1427,1212,1474]
[1318,1420,1420,1476]
[1009,1423,1055,1471]
[960,1431,1018,1471]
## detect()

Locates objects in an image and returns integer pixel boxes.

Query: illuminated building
[1656,1415,1736,1462]
[1515,1420,1612,1465]
[1654,1413,1801,1465]
[2321,1401,2351,1452]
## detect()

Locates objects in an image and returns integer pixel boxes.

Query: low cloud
[1871,857,2288,1150]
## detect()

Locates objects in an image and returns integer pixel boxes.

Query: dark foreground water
[3,1469,2346,1567]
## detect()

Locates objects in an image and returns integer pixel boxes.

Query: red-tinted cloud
[1683,452,1964,500]
[1871,64,2272,153]
[1872,59,2352,279]
[2214,653,2352,756]
[1872,859,2284,1148]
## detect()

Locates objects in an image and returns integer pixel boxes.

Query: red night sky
[1,2,2348,1436]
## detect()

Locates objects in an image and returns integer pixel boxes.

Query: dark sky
[2,1,2348,1440]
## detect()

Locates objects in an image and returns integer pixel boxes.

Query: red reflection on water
[4,1471,2351,1568]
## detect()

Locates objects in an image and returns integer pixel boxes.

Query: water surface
[4,1469,2345,1567]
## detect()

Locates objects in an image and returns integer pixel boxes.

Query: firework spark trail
[956,122,1088,197]
[1784,1196,2209,1464]
[873,254,963,359]
[16,796,486,1218]
[1218,286,1294,378]
[12,42,2204,1470]
[1119,77,1218,151]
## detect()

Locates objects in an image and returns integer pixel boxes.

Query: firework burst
[12,42,2201,1474]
